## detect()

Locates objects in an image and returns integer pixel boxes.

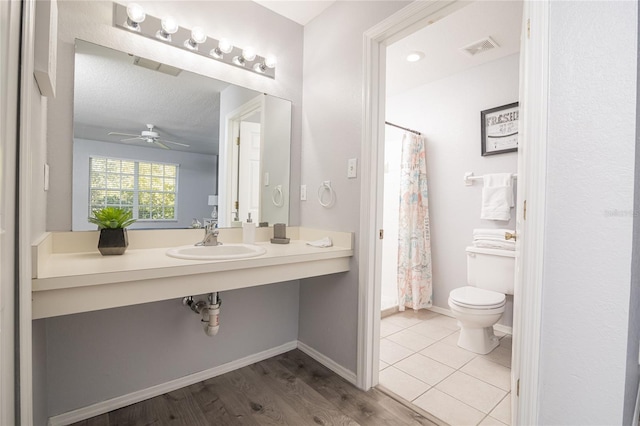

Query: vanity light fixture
[210,38,233,59]
[184,26,207,51]
[254,55,277,73]
[232,47,256,67]
[113,2,276,78]
[156,16,178,42]
[124,3,145,32]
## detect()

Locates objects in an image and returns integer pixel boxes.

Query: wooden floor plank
[187,380,257,426]
[275,350,441,426]
[209,366,309,426]
[69,350,438,426]
[248,358,359,426]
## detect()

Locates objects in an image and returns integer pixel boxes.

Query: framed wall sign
[481,102,519,156]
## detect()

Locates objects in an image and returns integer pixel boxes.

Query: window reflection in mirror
[72,40,291,231]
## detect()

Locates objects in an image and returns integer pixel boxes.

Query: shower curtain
[397,132,433,311]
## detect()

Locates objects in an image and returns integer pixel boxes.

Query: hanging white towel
[481,173,514,221]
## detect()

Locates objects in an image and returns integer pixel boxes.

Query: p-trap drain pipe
[182,292,221,336]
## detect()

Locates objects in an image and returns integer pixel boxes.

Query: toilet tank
[466,246,515,295]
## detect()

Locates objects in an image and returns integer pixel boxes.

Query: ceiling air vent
[133,56,182,77]
[460,37,500,57]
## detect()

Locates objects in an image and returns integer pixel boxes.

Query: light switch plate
[300,185,307,201]
[264,172,270,186]
[347,158,357,178]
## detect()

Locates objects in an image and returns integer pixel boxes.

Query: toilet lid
[450,286,505,308]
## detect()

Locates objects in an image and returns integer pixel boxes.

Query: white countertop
[32,228,354,319]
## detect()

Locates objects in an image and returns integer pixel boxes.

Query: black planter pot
[98,228,129,255]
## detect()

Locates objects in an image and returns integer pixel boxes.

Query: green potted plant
[89,207,136,255]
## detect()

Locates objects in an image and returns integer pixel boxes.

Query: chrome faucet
[196,223,221,246]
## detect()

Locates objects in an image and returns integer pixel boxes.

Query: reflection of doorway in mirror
[239,121,261,224]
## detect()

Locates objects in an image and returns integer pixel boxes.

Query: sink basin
[166,244,266,260]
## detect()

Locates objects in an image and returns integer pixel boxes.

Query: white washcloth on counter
[481,173,514,221]
[306,237,333,248]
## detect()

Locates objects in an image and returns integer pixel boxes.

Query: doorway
[358,1,549,425]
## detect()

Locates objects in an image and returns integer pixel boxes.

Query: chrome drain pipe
[182,292,221,336]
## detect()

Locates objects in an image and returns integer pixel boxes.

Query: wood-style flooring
[71,349,442,426]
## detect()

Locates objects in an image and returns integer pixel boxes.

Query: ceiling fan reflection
[107,124,190,150]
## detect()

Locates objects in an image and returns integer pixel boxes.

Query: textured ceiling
[386,0,523,96]
[74,40,237,155]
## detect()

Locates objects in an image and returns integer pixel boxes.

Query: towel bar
[464,172,518,186]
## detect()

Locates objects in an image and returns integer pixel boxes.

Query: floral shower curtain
[397,132,433,311]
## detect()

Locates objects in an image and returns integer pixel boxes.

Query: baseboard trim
[297,341,357,385]
[48,340,298,426]
[381,306,399,318]
[427,306,513,335]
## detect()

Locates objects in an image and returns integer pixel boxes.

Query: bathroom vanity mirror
[72,40,291,230]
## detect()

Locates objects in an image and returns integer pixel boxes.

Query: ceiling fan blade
[120,137,143,142]
[154,141,171,150]
[108,132,139,137]
[159,139,190,147]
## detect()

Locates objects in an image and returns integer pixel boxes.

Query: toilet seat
[449,286,505,310]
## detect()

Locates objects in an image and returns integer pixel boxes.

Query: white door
[238,121,261,223]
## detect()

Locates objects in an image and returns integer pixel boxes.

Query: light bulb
[156,16,178,41]
[242,47,256,62]
[125,3,145,31]
[185,27,207,50]
[126,3,146,23]
[161,16,178,34]
[406,51,425,62]
[264,55,277,69]
[191,27,207,44]
[218,38,233,54]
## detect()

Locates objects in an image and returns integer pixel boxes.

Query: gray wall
[37,0,304,419]
[298,1,410,373]
[385,54,519,326]
[539,1,638,423]
[45,282,300,415]
[72,138,217,230]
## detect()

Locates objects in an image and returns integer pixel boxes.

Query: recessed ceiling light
[406,51,425,62]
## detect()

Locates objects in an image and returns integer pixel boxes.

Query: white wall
[625,13,640,424]
[72,139,217,230]
[1,2,21,424]
[298,1,410,373]
[539,1,638,423]
[381,126,403,310]
[384,54,519,325]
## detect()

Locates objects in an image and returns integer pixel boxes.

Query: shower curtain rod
[385,121,421,136]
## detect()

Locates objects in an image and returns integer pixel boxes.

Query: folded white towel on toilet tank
[480,173,514,221]
[473,228,515,241]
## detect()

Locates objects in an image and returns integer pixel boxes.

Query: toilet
[448,246,515,354]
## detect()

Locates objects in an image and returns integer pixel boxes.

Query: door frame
[220,95,263,226]
[357,1,549,424]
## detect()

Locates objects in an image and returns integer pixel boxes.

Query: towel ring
[272,185,284,207]
[317,181,335,208]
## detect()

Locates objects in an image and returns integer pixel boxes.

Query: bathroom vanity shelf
[31,227,353,319]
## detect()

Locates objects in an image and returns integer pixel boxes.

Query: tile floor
[378,309,512,426]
